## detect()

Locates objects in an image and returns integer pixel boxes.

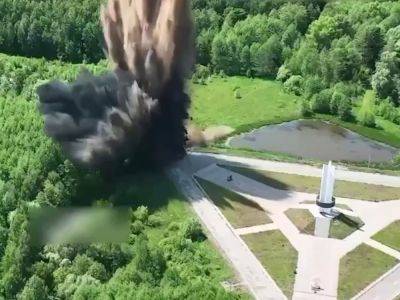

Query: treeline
[193,0,325,75]
[0,0,325,65]
[280,1,400,125]
[0,0,103,63]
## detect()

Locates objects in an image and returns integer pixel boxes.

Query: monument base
[316,196,339,219]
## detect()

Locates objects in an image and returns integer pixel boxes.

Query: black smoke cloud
[37,0,194,174]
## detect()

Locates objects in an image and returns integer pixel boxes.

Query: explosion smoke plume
[37,0,195,173]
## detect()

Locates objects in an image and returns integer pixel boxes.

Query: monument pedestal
[316,195,339,218]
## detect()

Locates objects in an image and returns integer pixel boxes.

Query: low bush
[357,90,376,127]
[283,75,303,96]
[310,89,333,114]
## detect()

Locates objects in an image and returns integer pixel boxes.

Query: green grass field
[372,220,400,252]
[338,244,399,299]
[195,177,271,228]
[284,209,315,235]
[221,165,400,201]
[242,230,297,298]
[190,76,300,132]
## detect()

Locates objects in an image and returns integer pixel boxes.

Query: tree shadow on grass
[194,176,263,212]
[194,176,272,228]
[220,164,291,191]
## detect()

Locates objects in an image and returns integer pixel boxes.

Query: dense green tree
[356,25,385,70]
[372,26,400,105]
[18,275,48,300]
[252,35,283,77]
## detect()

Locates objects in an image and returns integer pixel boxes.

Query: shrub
[192,65,211,84]
[304,76,325,99]
[181,219,205,242]
[276,65,291,82]
[377,98,400,124]
[133,206,149,223]
[357,90,376,127]
[300,99,313,117]
[246,69,253,78]
[338,97,353,121]
[234,90,242,99]
[311,89,333,114]
[283,75,304,96]
[330,91,346,114]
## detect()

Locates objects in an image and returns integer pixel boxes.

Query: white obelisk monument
[317,161,336,217]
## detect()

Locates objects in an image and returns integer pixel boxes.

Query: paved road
[167,159,286,300]
[189,152,400,188]
[354,263,400,300]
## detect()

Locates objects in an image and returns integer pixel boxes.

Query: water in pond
[228,120,398,163]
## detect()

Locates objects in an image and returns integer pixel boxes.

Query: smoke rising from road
[37,0,194,173]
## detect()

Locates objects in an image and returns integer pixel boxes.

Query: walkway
[189,152,400,187]
[236,223,278,236]
[195,163,341,299]
[167,161,286,300]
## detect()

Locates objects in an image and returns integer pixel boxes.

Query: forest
[1,0,400,299]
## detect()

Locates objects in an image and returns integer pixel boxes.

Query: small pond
[228,120,398,163]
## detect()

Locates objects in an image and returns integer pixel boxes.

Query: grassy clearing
[195,177,271,228]
[221,165,400,201]
[190,76,300,132]
[329,214,364,240]
[242,230,297,298]
[372,220,400,252]
[108,172,235,283]
[300,201,353,211]
[338,243,399,300]
[285,208,315,235]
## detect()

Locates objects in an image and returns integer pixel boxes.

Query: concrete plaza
[169,152,400,300]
